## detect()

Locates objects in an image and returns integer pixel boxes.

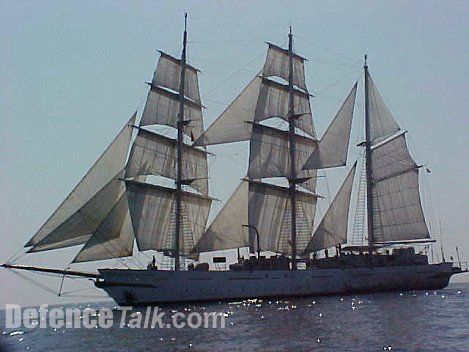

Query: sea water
[1,283,468,351]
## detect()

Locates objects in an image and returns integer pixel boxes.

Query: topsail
[141,51,204,141]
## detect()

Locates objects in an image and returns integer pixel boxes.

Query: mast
[288,26,298,270]
[175,13,188,271]
[363,55,375,250]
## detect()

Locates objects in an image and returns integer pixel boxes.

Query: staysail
[303,83,357,170]
[303,162,357,254]
[192,182,249,253]
[25,114,135,252]
[72,193,134,263]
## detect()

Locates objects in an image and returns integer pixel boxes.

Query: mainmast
[193,33,357,260]
[363,55,374,250]
[287,27,298,270]
[175,13,188,271]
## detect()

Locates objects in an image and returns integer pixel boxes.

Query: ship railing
[452,261,468,272]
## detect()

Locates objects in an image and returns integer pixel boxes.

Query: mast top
[364,54,368,70]
[184,12,187,32]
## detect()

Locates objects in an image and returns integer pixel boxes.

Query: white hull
[97,263,455,306]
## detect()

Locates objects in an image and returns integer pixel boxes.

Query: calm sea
[1,283,468,352]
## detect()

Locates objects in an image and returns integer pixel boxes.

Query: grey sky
[1,0,468,306]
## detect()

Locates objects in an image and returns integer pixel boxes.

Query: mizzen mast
[363,55,375,250]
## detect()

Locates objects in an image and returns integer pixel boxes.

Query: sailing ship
[3,17,466,305]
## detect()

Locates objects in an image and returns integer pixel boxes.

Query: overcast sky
[1,0,468,306]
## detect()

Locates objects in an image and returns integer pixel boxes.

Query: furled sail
[370,133,429,242]
[140,52,204,141]
[192,180,318,255]
[248,123,318,192]
[126,180,212,255]
[303,82,357,170]
[125,128,209,195]
[366,72,401,143]
[303,162,357,254]
[72,193,134,263]
[25,115,135,249]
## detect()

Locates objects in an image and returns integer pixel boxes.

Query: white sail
[28,172,126,252]
[304,162,357,254]
[194,75,315,146]
[303,83,357,170]
[72,194,134,263]
[263,42,307,91]
[126,180,212,255]
[248,181,317,255]
[193,180,318,255]
[154,51,201,104]
[125,129,209,195]
[26,114,135,248]
[248,123,318,192]
[193,182,249,253]
[140,86,204,141]
[194,76,261,146]
[367,72,401,143]
[370,134,429,242]
[257,78,314,137]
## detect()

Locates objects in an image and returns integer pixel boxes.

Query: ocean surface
[1,283,468,352]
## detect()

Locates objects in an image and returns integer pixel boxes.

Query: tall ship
[3,17,467,305]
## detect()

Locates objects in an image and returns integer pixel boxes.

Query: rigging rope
[295,35,362,68]
[203,52,265,97]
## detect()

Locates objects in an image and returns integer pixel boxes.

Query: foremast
[18,14,212,268]
[174,13,188,271]
[287,27,298,269]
